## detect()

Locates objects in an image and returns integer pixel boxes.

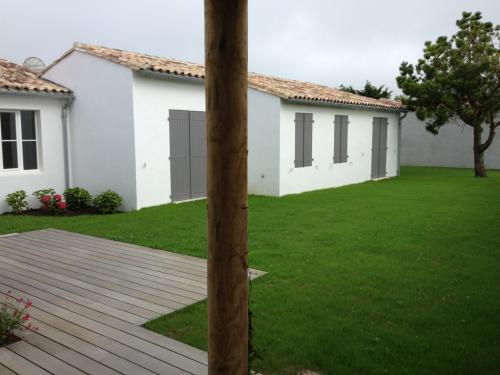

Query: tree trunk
[473,125,487,177]
[205,1,249,374]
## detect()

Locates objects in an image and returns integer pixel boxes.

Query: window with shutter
[333,115,348,163]
[294,112,313,168]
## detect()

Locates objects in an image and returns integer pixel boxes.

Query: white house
[0,59,72,213]
[0,43,404,213]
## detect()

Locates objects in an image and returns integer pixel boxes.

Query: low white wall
[248,89,281,196]
[132,73,206,209]
[0,94,66,213]
[44,52,137,210]
[279,101,400,196]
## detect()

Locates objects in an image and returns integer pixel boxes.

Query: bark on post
[205,1,249,374]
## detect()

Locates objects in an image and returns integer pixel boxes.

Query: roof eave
[135,69,205,82]
[284,98,404,113]
[0,88,74,99]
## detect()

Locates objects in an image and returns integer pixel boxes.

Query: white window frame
[0,109,39,173]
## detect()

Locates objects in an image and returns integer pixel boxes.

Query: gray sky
[1,0,498,94]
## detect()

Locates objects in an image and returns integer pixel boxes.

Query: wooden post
[205,0,249,374]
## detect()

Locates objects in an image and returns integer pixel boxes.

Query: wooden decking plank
[0,229,263,375]
[41,228,207,267]
[22,231,207,277]
[30,231,207,274]
[0,240,206,299]
[0,278,207,365]
[0,271,146,325]
[2,235,207,296]
[0,348,52,375]
[0,256,170,315]
[17,230,263,281]
[0,262,157,321]
[0,285,206,375]
[7,341,86,375]
[15,330,121,375]
[7,313,161,375]
[42,228,207,266]
[18,306,196,375]
[0,363,16,375]
[0,246,183,311]
[19,233,207,283]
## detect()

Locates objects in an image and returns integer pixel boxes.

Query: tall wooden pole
[205,1,249,374]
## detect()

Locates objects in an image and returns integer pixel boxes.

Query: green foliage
[32,188,55,201]
[397,11,500,132]
[5,190,28,214]
[340,81,393,99]
[93,190,123,214]
[64,187,92,210]
[1,291,36,346]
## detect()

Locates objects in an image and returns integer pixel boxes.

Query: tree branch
[478,113,497,152]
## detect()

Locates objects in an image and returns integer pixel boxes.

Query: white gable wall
[248,89,281,196]
[43,52,137,210]
[279,101,400,196]
[0,94,66,213]
[132,72,205,209]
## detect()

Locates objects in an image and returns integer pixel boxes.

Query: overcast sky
[1,0,498,94]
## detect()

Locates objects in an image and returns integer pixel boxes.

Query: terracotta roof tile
[248,73,403,110]
[0,59,70,94]
[72,43,206,79]
[51,43,403,110]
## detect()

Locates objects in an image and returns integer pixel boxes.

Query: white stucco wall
[278,101,400,196]
[132,72,206,209]
[401,112,500,169]
[248,89,281,196]
[43,52,137,210]
[0,94,66,213]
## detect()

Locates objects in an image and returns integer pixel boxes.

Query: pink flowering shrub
[0,290,38,346]
[33,189,67,215]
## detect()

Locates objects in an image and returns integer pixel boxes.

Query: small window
[294,112,313,168]
[0,110,38,171]
[333,115,349,163]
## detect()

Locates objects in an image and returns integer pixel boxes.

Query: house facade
[0,44,404,213]
[0,59,71,213]
[247,85,401,197]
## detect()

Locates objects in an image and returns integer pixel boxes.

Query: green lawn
[1,167,499,374]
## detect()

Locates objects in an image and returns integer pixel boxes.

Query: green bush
[1,291,37,346]
[5,190,28,214]
[64,187,92,210]
[32,188,55,201]
[93,190,123,214]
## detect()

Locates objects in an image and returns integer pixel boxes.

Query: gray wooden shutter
[294,113,304,168]
[334,115,348,163]
[189,111,207,199]
[333,115,342,163]
[303,113,313,167]
[340,116,349,163]
[340,115,349,163]
[378,117,388,177]
[371,117,381,179]
[169,110,191,201]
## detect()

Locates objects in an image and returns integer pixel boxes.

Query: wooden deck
[0,228,264,374]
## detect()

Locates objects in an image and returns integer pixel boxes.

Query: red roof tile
[0,59,70,94]
[49,43,403,110]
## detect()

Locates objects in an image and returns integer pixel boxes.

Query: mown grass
[1,167,499,374]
